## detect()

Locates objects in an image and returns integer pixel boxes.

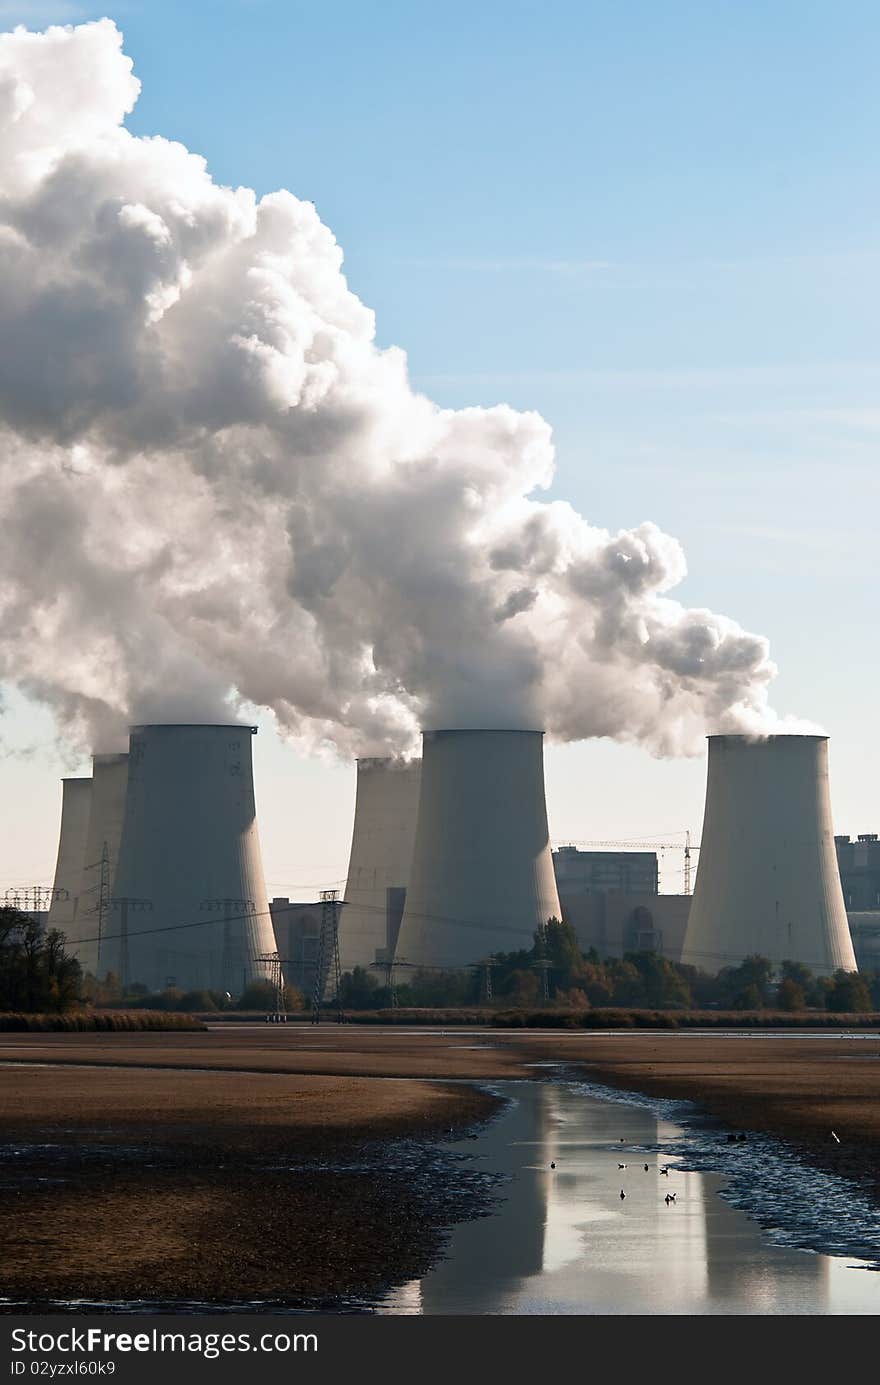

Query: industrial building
[847,913,880,971]
[553,845,689,960]
[553,845,659,895]
[835,834,880,910]
[108,724,277,994]
[681,734,856,977]
[559,890,692,962]
[397,729,562,970]
[339,756,420,975]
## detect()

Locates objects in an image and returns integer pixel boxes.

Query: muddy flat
[2,1025,879,1308]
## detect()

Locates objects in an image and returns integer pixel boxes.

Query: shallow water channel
[378,1079,880,1315]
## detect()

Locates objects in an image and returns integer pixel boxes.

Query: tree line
[5,906,875,1016]
[337,918,880,1013]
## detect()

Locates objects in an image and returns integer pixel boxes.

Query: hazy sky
[1,1,877,897]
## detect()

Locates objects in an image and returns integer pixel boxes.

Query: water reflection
[381,1083,874,1315]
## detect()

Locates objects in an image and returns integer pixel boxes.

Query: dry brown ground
[3,1025,880,1141]
[0,1035,495,1308]
[3,1024,880,1307]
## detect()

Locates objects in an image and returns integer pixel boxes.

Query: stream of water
[377,1079,880,1315]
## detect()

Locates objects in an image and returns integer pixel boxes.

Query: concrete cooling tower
[396,730,562,970]
[339,757,421,975]
[107,724,276,993]
[65,753,129,976]
[681,734,857,977]
[46,777,92,942]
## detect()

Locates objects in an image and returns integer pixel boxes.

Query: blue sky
[1,1,877,894]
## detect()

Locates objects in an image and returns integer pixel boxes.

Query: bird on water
[620,1189,626,1200]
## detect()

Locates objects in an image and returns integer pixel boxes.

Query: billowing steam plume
[0,20,810,757]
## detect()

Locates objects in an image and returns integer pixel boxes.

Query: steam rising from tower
[0,19,806,762]
[681,735,856,977]
[397,730,561,970]
[107,724,276,992]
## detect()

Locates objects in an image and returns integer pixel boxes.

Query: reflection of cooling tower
[682,735,856,977]
[109,724,276,993]
[397,730,561,969]
[46,778,92,943]
[339,757,421,974]
[69,753,129,977]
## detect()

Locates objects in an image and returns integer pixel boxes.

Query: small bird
[618,1162,627,1169]
[644,1163,649,1172]
[550,1161,556,1169]
[664,1192,676,1205]
[660,1166,669,1176]
[619,1137,625,1142]
[620,1189,626,1200]
[831,1130,841,1143]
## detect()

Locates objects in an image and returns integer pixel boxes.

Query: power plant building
[108,724,276,993]
[46,777,92,947]
[553,845,659,896]
[553,845,689,960]
[339,756,420,975]
[835,834,880,911]
[681,734,856,977]
[396,729,562,971]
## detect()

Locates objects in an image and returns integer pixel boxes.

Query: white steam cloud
[0,20,811,757]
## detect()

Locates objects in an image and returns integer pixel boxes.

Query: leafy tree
[825,970,872,1013]
[0,909,81,1012]
[283,984,306,1011]
[717,955,774,1009]
[535,917,584,992]
[237,978,277,1010]
[732,982,762,1011]
[776,977,806,1011]
[338,965,382,1009]
[781,960,814,990]
[623,952,693,1009]
[555,986,589,1010]
[579,962,613,1007]
[497,967,541,1005]
[605,958,645,1006]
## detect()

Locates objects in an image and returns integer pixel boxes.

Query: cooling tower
[681,734,857,977]
[46,777,92,942]
[339,756,421,974]
[65,753,129,976]
[396,729,562,970]
[108,724,276,993]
